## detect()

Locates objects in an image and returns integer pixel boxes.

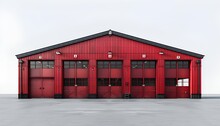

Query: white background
[0,0,219,94]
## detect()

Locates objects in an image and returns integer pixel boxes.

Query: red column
[88,59,97,98]
[123,59,131,98]
[190,59,201,98]
[156,59,165,98]
[54,58,63,98]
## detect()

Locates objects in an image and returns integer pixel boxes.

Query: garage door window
[177,78,189,86]
[76,78,88,86]
[64,78,75,86]
[131,78,143,86]
[144,78,156,86]
[110,78,122,86]
[97,78,109,86]
[165,61,176,68]
[178,61,189,68]
[30,61,54,69]
[165,79,176,86]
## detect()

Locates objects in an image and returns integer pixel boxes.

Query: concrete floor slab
[0,95,220,126]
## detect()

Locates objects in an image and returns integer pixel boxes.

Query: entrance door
[131,61,156,98]
[165,61,190,98]
[30,78,54,98]
[63,61,88,98]
[29,61,54,98]
[97,61,122,98]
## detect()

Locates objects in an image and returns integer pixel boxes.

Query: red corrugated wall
[18,35,202,98]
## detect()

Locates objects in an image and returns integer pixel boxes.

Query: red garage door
[131,61,156,98]
[97,61,122,98]
[29,61,54,98]
[165,61,190,98]
[63,61,88,98]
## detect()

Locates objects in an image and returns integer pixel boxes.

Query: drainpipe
[19,59,24,98]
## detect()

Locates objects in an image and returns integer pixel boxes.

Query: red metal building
[16,30,204,99]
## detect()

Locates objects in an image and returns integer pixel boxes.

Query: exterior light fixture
[159,51,164,55]
[56,51,61,55]
[19,59,24,64]
[142,54,146,58]
[108,30,112,35]
[108,51,112,58]
[176,56,181,59]
[74,54,78,58]
[38,56,42,59]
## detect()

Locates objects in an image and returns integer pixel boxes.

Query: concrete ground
[0,95,220,126]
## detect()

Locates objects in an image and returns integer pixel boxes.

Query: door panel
[97,61,122,98]
[30,79,42,98]
[98,86,110,98]
[165,86,177,98]
[143,86,156,98]
[63,86,76,98]
[111,86,122,98]
[42,79,54,98]
[177,87,190,98]
[77,86,88,98]
[131,86,143,98]
[63,61,89,98]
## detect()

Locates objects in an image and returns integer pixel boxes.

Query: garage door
[165,61,190,98]
[97,61,122,98]
[131,61,156,98]
[29,61,54,98]
[63,61,88,98]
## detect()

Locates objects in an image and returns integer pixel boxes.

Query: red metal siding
[18,35,202,98]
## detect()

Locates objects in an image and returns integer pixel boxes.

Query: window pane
[64,61,69,69]
[77,61,82,68]
[131,61,138,69]
[171,61,176,68]
[165,61,170,68]
[69,61,75,68]
[30,61,36,69]
[48,61,54,68]
[110,61,116,68]
[98,61,103,68]
[82,61,88,69]
[36,61,42,68]
[103,61,109,68]
[165,78,176,86]
[42,61,48,68]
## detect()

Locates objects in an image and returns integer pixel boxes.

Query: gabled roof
[16,30,204,59]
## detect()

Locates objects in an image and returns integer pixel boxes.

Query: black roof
[16,30,204,59]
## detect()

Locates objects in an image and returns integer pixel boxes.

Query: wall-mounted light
[19,59,24,64]
[176,56,181,59]
[74,54,78,58]
[142,54,146,58]
[108,51,112,58]
[108,30,112,35]
[38,56,42,59]
[56,51,61,55]
[159,51,164,55]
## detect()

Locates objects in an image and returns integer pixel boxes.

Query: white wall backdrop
[0,0,219,94]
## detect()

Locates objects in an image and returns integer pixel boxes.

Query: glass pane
[64,61,69,69]
[30,61,36,69]
[69,61,75,68]
[48,61,54,68]
[77,61,82,68]
[82,61,88,69]
[42,61,48,68]
[36,61,42,68]
[103,61,109,68]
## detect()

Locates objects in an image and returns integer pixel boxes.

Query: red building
[16,30,204,99]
